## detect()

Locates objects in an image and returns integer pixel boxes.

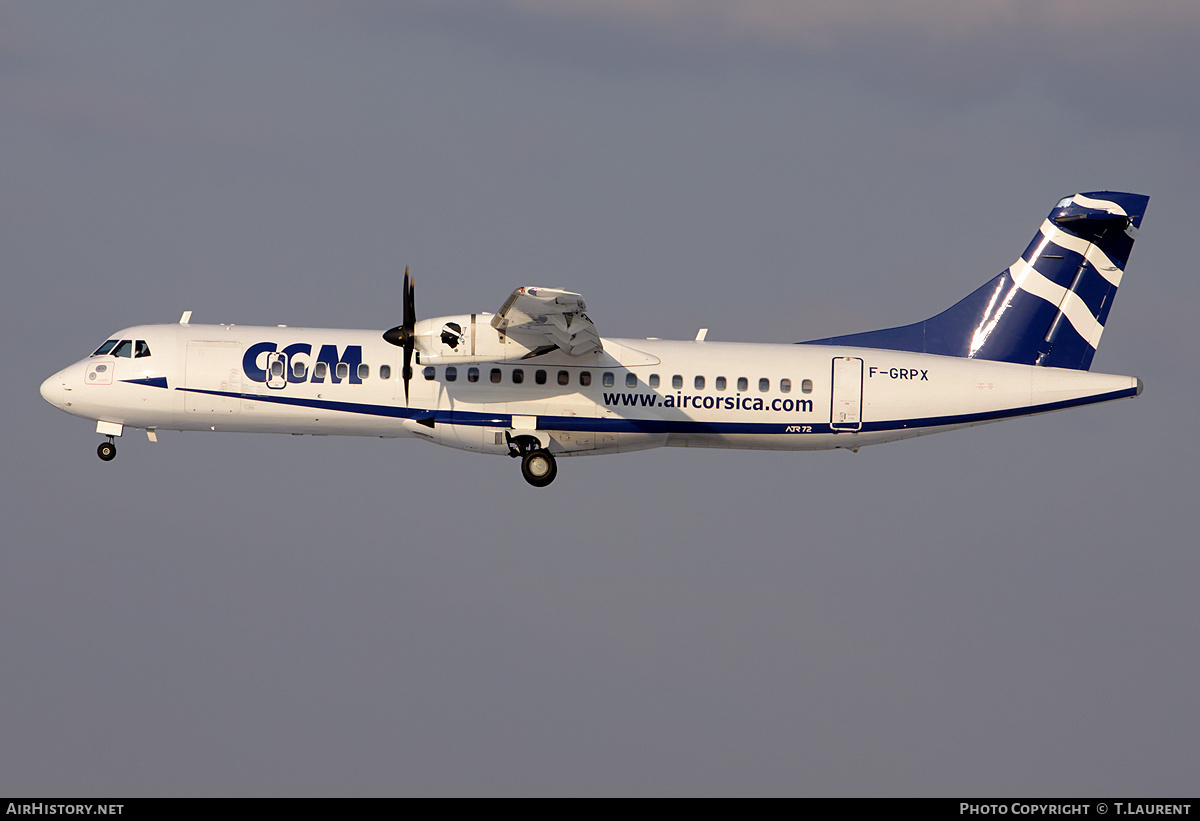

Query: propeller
[382,268,417,403]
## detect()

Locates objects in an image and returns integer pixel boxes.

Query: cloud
[4,76,263,148]
[395,0,1200,127]
[507,0,1198,50]
[0,5,38,75]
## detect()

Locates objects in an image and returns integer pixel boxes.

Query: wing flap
[490,287,603,357]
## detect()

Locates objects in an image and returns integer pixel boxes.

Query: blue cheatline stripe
[177,385,1137,437]
[122,376,169,389]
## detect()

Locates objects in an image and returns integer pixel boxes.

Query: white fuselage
[40,321,1141,458]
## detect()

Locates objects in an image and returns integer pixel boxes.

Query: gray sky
[3,1,1198,796]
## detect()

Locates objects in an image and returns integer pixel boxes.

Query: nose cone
[40,370,68,409]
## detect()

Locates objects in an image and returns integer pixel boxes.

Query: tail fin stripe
[1036,219,1124,287]
[1071,193,1127,215]
[1008,258,1106,348]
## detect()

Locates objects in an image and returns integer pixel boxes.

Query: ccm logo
[242,342,364,385]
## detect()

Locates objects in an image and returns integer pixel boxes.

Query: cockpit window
[92,338,148,357]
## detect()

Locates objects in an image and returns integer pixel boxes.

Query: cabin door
[830,357,863,431]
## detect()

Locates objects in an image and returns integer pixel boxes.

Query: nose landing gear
[97,436,117,462]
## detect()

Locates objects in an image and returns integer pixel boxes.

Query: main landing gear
[97,436,117,462]
[506,432,558,487]
[520,449,557,488]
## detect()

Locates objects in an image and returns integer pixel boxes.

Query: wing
[489,287,602,356]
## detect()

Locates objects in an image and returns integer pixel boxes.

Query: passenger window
[602,372,614,387]
[649,374,660,389]
[759,378,769,392]
[625,373,637,388]
[112,340,133,358]
[445,366,457,382]
[513,369,524,384]
[580,371,592,387]
[135,340,151,358]
[423,366,435,380]
[715,376,727,390]
[336,363,350,380]
[780,378,791,393]
[694,375,705,389]
[558,370,570,386]
[802,379,813,394]
[92,340,119,356]
[490,368,502,384]
[358,363,370,380]
[314,362,328,380]
[380,364,392,379]
[535,370,547,385]
[672,375,683,389]
[271,359,285,378]
[737,377,748,391]
[293,361,307,379]
[468,367,479,383]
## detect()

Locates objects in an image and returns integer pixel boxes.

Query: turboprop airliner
[40,191,1146,487]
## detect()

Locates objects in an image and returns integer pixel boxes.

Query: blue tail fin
[801,191,1149,370]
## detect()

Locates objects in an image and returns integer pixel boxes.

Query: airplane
[40,191,1147,487]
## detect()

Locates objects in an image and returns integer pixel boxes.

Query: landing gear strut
[97,436,116,462]
[506,431,558,487]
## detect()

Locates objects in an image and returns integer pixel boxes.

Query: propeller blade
[404,268,415,330]
[403,268,414,404]
[382,267,416,404]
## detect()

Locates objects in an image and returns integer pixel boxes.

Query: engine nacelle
[414,313,539,364]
